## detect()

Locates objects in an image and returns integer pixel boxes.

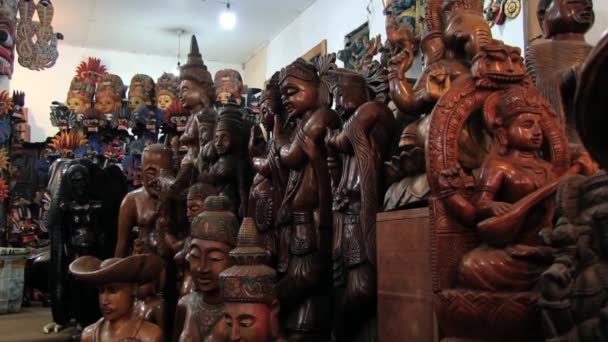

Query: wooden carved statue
[16,0,62,71]
[174,182,218,298]
[214,69,244,106]
[70,254,163,342]
[170,35,216,198]
[248,72,293,266]
[426,42,594,340]
[220,217,282,342]
[45,158,127,333]
[272,55,340,341]
[198,103,251,217]
[526,0,595,159]
[115,144,173,258]
[173,195,238,342]
[156,72,180,112]
[95,73,125,116]
[128,74,155,113]
[325,62,394,342]
[539,31,608,342]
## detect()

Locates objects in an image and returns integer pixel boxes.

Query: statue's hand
[574,151,598,176]
[425,63,451,102]
[489,201,514,217]
[540,263,573,301]
[388,48,415,79]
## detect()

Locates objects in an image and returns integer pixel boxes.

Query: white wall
[491,5,528,52]
[243,44,268,89]
[11,44,243,142]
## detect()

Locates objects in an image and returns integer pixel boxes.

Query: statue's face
[472,46,526,84]
[95,96,116,114]
[333,76,367,119]
[540,0,594,37]
[259,97,280,131]
[68,169,88,199]
[141,152,171,198]
[128,96,146,112]
[223,302,278,342]
[179,79,203,110]
[157,94,173,111]
[443,10,493,59]
[199,122,215,144]
[217,91,231,105]
[280,76,318,118]
[214,129,232,155]
[98,282,133,322]
[186,196,205,223]
[505,113,543,151]
[186,238,233,293]
[67,97,89,114]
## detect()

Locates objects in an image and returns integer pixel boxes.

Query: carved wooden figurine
[70,254,163,342]
[67,77,95,116]
[325,63,394,342]
[540,31,608,342]
[272,56,340,341]
[214,69,244,106]
[173,196,238,342]
[426,42,594,340]
[220,217,282,342]
[128,74,156,113]
[156,73,180,112]
[248,72,293,266]
[115,144,173,258]
[170,35,217,197]
[526,0,595,158]
[95,73,125,116]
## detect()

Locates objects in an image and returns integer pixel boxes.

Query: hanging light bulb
[174,30,183,75]
[219,1,236,30]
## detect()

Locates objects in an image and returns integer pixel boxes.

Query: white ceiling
[52,0,316,64]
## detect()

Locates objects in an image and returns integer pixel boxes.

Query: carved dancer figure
[325,63,394,342]
[70,254,163,342]
[272,55,340,341]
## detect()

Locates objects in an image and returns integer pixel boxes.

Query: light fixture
[174,29,184,75]
[219,1,236,30]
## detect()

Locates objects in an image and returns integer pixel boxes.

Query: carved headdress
[95,73,125,104]
[483,85,546,131]
[156,72,180,99]
[214,69,244,102]
[260,72,280,104]
[67,77,95,105]
[128,74,155,104]
[180,35,213,89]
[220,217,276,304]
[279,54,336,107]
[75,57,107,85]
[190,196,239,247]
[216,103,244,133]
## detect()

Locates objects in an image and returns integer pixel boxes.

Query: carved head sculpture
[215,104,244,156]
[214,69,244,106]
[187,196,239,294]
[186,182,218,223]
[179,35,214,113]
[76,57,108,86]
[156,72,180,111]
[279,56,334,121]
[141,144,172,199]
[95,73,125,115]
[128,74,155,112]
[66,77,95,115]
[483,86,546,155]
[69,254,163,322]
[538,0,594,38]
[472,43,527,89]
[163,100,189,133]
[259,72,282,132]
[66,163,90,203]
[327,69,369,120]
[220,218,279,342]
[0,1,17,78]
[198,109,217,147]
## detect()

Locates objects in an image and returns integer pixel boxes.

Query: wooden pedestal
[377,207,436,342]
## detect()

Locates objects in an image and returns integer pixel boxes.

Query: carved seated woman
[70,254,163,342]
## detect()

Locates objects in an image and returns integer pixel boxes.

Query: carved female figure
[70,254,163,342]
[173,196,238,342]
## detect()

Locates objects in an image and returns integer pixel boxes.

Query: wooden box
[377,207,436,342]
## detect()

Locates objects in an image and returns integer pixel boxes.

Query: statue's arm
[115,193,136,257]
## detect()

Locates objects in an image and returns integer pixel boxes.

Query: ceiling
[52,0,316,64]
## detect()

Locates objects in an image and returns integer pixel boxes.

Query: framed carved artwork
[301,39,327,62]
[338,22,371,69]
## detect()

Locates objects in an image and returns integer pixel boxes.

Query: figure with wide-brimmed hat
[70,253,163,342]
